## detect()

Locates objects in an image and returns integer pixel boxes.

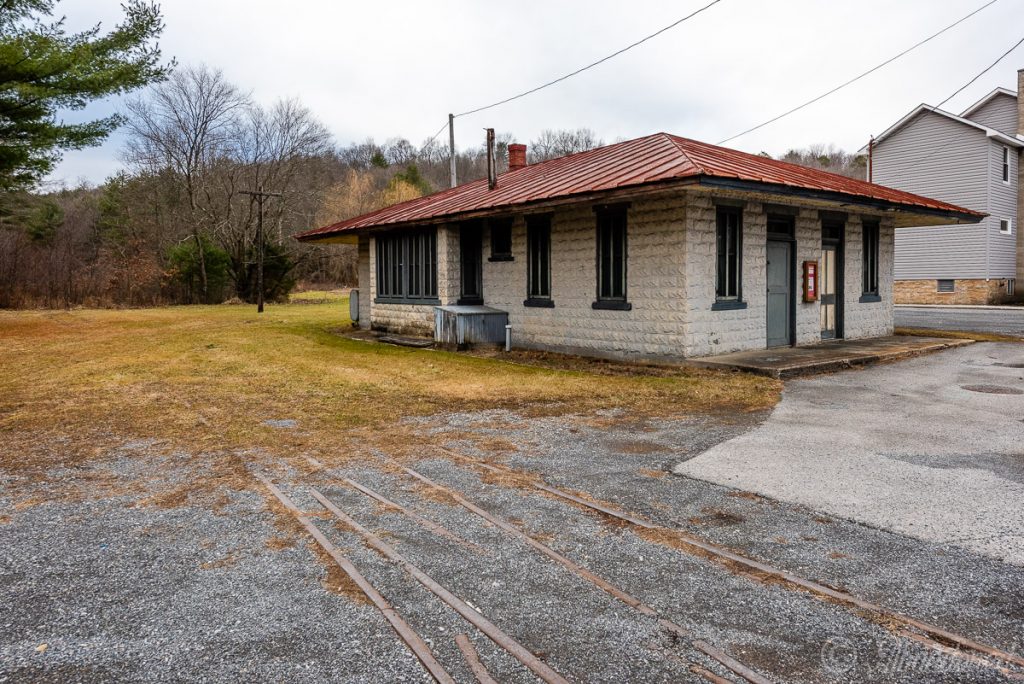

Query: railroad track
[259,466,772,682]
[258,453,1024,682]
[438,451,1024,679]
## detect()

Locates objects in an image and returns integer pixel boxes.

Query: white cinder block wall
[481,196,688,358]
[794,208,823,345]
[843,216,896,339]
[356,190,895,357]
[682,195,768,358]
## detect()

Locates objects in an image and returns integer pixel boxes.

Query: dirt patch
[265,536,296,551]
[637,468,667,479]
[726,490,765,502]
[407,480,460,507]
[606,439,670,455]
[827,551,851,560]
[306,541,369,604]
[687,507,745,527]
[201,549,240,570]
[895,327,1022,343]
[477,465,544,490]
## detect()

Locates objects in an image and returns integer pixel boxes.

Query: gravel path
[3,402,1024,682]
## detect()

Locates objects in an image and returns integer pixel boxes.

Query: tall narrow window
[594,204,630,310]
[375,229,437,302]
[861,220,880,300]
[525,215,552,306]
[1002,146,1010,183]
[715,206,743,305]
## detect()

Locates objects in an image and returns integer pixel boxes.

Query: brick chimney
[1018,68,1024,136]
[508,144,527,171]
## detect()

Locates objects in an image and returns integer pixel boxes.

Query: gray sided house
[869,69,1024,304]
[298,133,979,361]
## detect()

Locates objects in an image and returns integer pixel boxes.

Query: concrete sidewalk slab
[688,335,972,379]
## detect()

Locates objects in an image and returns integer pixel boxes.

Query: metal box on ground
[434,305,509,349]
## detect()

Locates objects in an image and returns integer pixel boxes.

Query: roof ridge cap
[661,132,707,174]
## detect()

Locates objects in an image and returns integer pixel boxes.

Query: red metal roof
[297,133,981,241]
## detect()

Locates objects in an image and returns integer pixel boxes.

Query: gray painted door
[766,240,792,347]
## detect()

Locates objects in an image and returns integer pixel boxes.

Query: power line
[454,0,724,119]
[717,0,1002,145]
[933,33,1024,110]
[881,31,1024,182]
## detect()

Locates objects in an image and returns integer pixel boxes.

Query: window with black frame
[375,229,437,302]
[489,217,513,261]
[714,205,743,307]
[524,215,552,306]
[861,220,880,301]
[594,204,630,310]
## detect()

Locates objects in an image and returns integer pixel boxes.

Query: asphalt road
[896,305,1024,336]
[676,342,1024,565]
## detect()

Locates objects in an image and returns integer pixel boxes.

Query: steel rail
[341,477,485,554]
[455,633,500,684]
[399,464,771,684]
[464,459,1024,674]
[252,473,455,684]
[307,487,571,684]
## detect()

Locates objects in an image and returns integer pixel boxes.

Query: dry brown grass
[895,327,1022,343]
[0,300,778,496]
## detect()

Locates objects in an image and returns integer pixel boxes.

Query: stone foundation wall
[894,278,1016,305]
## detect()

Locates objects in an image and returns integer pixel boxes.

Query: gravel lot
[4,404,1024,682]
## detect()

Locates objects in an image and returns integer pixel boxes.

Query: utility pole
[238,184,282,313]
[448,113,457,188]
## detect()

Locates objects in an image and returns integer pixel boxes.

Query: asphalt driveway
[896,305,1024,337]
[676,342,1024,565]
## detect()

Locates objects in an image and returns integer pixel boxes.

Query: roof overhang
[695,177,984,227]
[298,175,981,242]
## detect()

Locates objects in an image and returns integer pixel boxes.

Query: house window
[525,214,552,306]
[1008,279,1016,296]
[861,220,880,300]
[937,279,955,293]
[375,229,437,301]
[489,218,513,261]
[715,206,743,306]
[1000,219,1012,235]
[594,204,630,310]
[1002,147,1010,184]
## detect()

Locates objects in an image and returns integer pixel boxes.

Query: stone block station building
[297,133,980,360]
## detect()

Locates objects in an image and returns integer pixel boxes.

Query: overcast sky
[46,0,1023,187]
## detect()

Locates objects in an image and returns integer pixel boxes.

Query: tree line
[0,1,866,310]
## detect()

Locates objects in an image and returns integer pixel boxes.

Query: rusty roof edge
[696,177,985,223]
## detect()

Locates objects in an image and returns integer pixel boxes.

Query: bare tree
[123,65,249,300]
[778,144,866,179]
[528,128,604,163]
